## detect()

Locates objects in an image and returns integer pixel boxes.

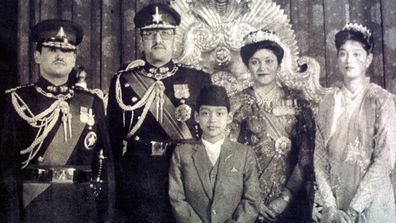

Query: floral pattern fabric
[229,86,314,208]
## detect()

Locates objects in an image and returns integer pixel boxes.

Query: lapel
[192,142,213,199]
[212,139,234,201]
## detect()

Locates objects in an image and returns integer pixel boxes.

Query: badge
[84,131,97,150]
[173,84,190,99]
[175,103,192,122]
[274,136,292,157]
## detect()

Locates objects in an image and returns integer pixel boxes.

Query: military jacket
[0,77,114,223]
[107,60,212,223]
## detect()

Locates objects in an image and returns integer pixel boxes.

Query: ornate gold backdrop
[15,0,396,95]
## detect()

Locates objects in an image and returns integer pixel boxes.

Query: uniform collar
[140,60,178,80]
[36,77,72,95]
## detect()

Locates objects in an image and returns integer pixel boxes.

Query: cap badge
[55,26,67,40]
[152,6,163,24]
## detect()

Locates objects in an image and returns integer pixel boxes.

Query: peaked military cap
[196,85,231,112]
[31,19,83,51]
[134,3,181,30]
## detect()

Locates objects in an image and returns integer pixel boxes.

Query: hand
[267,197,288,216]
[322,207,352,223]
[311,202,322,222]
[258,203,277,222]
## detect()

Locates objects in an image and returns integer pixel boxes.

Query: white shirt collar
[202,137,225,166]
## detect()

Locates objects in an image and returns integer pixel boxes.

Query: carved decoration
[171,0,332,104]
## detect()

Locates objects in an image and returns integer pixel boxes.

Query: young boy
[169,85,260,223]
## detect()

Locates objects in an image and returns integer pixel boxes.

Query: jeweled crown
[243,30,282,46]
[343,23,372,38]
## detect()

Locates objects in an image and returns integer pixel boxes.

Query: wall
[16,0,396,93]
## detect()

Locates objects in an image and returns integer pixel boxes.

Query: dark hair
[240,40,284,66]
[335,29,374,54]
[36,42,43,52]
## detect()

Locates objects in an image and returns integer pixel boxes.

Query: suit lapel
[212,139,234,201]
[192,143,213,199]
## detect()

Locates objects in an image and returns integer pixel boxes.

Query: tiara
[243,30,282,46]
[343,23,372,38]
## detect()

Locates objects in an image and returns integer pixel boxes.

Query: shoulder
[175,63,211,78]
[4,83,35,95]
[230,88,255,111]
[227,139,250,154]
[74,86,106,103]
[366,83,392,103]
[174,142,199,156]
[111,59,145,81]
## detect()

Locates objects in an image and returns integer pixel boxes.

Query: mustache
[52,59,66,65]
[152,43,166,49]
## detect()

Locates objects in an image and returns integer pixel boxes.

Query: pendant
[175,103,192,122]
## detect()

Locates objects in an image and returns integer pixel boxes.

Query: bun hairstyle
[335,23,374,54]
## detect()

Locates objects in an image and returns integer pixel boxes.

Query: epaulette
[176,63,205,71]
[76,86,105,102]
[4,83,34,94]
[117,59,146,74]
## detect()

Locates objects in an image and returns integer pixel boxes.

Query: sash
[123,72,192,140]
[260,111,288,140]
[23,99,89,207]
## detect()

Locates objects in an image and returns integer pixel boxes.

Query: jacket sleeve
[0,93,21,223]
[349,95,396,212]
[229,147,259,223]
[314,119,337,209]
[168,145,203,223]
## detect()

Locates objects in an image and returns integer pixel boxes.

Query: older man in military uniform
[107,3,212,223]
[0,19,114,223]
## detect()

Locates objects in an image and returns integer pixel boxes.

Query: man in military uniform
[107,3,212,223]
[0,19,114,223]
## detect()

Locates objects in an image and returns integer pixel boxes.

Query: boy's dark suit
[169,138,260,223]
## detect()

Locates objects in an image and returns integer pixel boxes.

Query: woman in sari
[229,29,314,223]
[314,23,396,223]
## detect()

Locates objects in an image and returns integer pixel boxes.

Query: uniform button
[137,116,141,119]
[124,83,130,88]
[131,97,138,102]
[37,156,44,162]
[134,136,140,141]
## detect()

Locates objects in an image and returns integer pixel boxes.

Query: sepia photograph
[1,0,396,222]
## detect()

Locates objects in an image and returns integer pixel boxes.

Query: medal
[173,84,190,99]
[80,106,89,123]
[84,131,97,150]
[175,103,192,122]
[274,136,292,157]
[80,107,95,127]
[174,84,191,122]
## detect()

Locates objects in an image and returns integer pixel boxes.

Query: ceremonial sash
[23,97,91,207]
[123,72,193,140]
[260,111,288,140]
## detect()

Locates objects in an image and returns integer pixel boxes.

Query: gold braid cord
[115,73,165,139]
[10,90,72,168]
[171,0,331,103]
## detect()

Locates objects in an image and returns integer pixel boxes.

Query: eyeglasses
[141,29,175,40]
